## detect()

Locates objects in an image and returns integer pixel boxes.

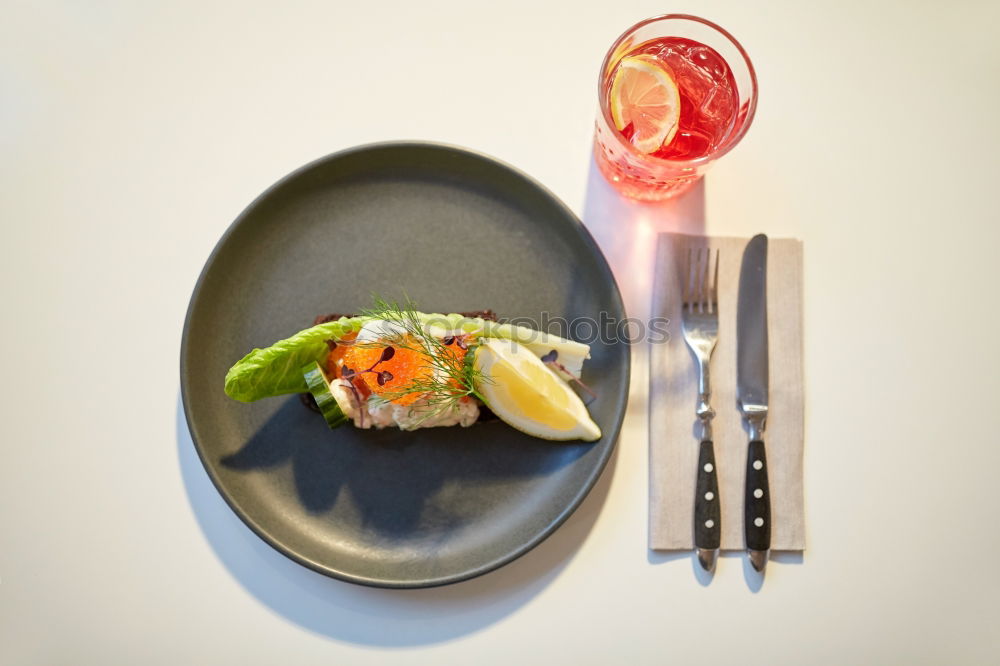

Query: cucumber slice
[302,361,348,429]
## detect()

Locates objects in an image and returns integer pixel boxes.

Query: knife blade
[737,233,771,572]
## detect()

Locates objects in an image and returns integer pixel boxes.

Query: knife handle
[744,440,771,551]
[694,439,721,550]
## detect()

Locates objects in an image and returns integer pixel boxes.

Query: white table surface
[3,1,999,663]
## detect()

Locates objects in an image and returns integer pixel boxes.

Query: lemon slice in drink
[609,55,681,153]
[474,338,601,442]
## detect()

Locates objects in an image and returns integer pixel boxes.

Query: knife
[737,234,771,572]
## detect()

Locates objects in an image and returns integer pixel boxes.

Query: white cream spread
[330,377,479,430]
[327,318,488,430]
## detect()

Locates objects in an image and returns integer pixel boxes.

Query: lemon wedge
[474,338,601,442]
[609,55,681,153]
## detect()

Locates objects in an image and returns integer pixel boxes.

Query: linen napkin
[649,233,805,551]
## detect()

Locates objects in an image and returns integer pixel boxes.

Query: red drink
[618,37,739,161]
[594,16,757,200]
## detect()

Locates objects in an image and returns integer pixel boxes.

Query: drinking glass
[593,14,758,200]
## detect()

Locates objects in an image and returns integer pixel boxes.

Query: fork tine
[699,247,710,313]
[684,248,693,308]
[691,247,701,312]
[693,247,702,310]
[683,247,693,309]
[711,249,719,312]
[681,248,688,307]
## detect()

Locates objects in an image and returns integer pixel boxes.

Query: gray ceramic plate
[181,142,629,588]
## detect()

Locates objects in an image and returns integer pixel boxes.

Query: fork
[681,247,721,573]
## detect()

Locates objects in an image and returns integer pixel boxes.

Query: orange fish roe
[342,334,472,406]
[325,331,358,377]
[325,331,373,399]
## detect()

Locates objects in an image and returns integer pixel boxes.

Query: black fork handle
[694,439,721,550]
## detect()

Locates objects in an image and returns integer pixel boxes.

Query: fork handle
[744,439,771,553]
[694,439,721,550]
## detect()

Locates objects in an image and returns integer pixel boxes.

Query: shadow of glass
[177,395,618,646]
[583,154,710,581]
[581,155,707,324]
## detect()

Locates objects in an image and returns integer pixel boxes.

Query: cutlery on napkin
[649,233,805,553]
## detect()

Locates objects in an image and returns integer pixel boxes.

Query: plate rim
[179,140,630,588]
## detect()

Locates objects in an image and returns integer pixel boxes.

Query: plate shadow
[219,396,589,538]
[176,395,618,646]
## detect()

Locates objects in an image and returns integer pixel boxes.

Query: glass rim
[597,14,759,169]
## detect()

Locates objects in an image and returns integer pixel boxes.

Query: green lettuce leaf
[224,317,365,402]
[223,311,592,403]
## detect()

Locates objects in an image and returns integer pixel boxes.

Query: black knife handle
[744,440,771,551]
[694,439,721,550]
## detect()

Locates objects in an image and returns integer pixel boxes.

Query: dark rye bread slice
[301,310,499,421]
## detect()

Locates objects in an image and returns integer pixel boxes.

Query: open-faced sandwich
[224,299,601,441]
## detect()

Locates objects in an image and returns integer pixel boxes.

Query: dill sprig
[358,296,490,423]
